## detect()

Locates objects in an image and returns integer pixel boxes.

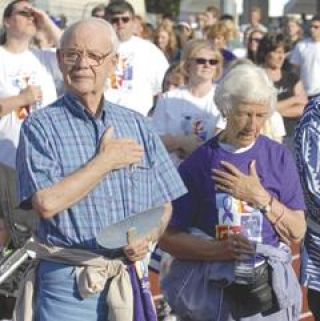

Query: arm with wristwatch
[212,159,306,244]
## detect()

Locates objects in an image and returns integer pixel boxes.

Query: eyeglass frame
[110,16,131,24]
[58,48,113,67]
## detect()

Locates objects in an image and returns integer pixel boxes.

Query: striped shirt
[16,92,186,249]
[295,95,320,291]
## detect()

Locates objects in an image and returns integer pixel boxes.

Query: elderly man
[15,18,186,321]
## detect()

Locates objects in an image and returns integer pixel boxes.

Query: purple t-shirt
[170,135,305,246]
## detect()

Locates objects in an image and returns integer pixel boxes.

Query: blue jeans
[36,261,108,321]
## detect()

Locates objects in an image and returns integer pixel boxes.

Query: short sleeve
[151,95,170,135]
[16,116,60,208]
[169,162,198,231]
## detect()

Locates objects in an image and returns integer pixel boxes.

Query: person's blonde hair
[206,22,229,40]
[219,19,237,41]
[154,24,178,61]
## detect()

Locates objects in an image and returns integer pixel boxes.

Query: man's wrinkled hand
[123,238,150,262]
[98,127,144,172]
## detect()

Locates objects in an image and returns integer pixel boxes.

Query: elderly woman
[160,64,306,321]
[152,39,225,167]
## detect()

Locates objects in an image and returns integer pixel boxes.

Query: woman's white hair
[60,18,119,53]
[214,62,277,117]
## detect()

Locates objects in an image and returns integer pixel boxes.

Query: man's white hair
[214,63,277,117]
[60,18,119,53]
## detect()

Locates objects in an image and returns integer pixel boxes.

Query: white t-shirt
[0,47,60,168]
[152,86,225,165]
[290,38,320,96]
[104,36,169,116]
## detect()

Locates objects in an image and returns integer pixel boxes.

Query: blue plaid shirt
[16,92,186,249]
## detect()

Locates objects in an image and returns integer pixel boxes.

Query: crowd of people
[0,0,319,321]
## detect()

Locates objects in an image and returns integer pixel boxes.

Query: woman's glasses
[193,58,219,66]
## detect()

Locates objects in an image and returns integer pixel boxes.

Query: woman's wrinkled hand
[212,160,270,207]
[216,233,255,261]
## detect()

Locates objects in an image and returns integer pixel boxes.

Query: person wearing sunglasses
[246,28,265,64]
[0,1,62,318]
[104,0,169,116]
[152,40,225,167]
[160,63,306,321]
[290,15,320,100]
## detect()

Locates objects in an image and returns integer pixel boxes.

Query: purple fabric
[170,135,305,246]
[128,264,157,321]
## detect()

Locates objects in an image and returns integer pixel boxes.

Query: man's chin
[68,84,94,95]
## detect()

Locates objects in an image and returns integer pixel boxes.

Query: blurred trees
[145,0,181,17]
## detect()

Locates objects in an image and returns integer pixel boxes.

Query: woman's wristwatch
[257,195,273,214]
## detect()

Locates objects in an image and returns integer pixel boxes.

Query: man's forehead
[63,23,111,49]
[111,10,132,17]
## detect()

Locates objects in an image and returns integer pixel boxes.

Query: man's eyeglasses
[59,49,112,67]
[193,58,220,66]
[111,16,131,24]
[13,10,34,18]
